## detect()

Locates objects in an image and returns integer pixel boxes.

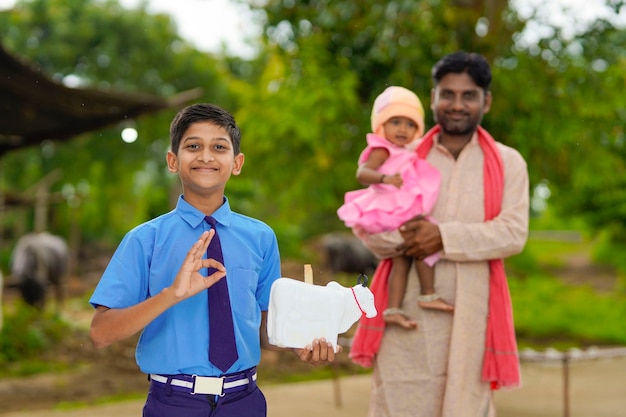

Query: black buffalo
[9,232,68,310]
[321,233,379,277]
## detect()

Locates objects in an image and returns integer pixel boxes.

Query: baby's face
[382,117,419,146]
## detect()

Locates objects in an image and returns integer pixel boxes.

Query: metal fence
[519,346,626,417]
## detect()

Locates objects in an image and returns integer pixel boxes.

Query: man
[357,52,529,416]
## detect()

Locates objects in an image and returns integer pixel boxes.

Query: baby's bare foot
[417,294,454,312]
[383,308,417,329]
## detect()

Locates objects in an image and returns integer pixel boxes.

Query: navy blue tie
[205,216,238,372]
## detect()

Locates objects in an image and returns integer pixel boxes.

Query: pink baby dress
[338,133,440,234]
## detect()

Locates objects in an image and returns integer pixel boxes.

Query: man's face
[430,72,491,136]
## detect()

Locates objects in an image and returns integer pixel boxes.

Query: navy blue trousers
[142,380,267,417]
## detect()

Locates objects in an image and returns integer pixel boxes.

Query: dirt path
[2,355,625,417]
[2,249,623,416]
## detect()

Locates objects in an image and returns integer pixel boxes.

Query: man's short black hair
[431,51,492,92]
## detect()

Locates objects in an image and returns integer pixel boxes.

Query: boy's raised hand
[172,230,226,299]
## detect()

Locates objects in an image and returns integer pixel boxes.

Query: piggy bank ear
[357,273,369,287]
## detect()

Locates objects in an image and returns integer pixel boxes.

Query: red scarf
[349,125,520,389]
[348,258,391,367]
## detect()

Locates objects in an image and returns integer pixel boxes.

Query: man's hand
[293,338,342,365]
[397,215,443,259]
[171,230,227,299]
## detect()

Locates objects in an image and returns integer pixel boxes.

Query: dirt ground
[2,357,626,417]
[1,255,624,416]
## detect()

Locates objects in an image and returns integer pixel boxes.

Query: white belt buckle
[192,375,224,396]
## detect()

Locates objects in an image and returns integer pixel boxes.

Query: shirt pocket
[229,267,259,320]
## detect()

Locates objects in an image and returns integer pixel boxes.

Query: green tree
[232,0,524,253]
[494,2,626,242]
[4,0,626,261]
[242,0,626,249]
[229,36,360,254]
[252,0,518,102]
[0,0,231,244]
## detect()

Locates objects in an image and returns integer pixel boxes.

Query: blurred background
[0,0,625,415]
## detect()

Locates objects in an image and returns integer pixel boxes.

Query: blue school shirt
[89,195,281,376]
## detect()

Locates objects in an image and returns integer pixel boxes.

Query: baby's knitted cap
[371,86,425,141]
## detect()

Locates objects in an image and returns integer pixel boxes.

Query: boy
[89,103,338,417]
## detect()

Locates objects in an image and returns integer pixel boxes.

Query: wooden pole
[31,170,61,233]
[563,355,570,417]
[304,264,313,284]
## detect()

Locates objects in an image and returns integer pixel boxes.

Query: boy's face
[382,116,419,146]
[166,122,244,199]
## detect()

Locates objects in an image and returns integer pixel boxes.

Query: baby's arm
[356,147,402,187]
[90,231,226,349]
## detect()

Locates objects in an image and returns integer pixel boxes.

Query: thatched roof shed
[0,43,201,158]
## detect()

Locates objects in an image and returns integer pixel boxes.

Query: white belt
[150,372,257,396]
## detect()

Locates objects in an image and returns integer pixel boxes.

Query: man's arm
[399,149,529,261]
[90,231,226,349]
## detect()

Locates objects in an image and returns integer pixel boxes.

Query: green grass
[0,302,75,376]
[510,273,626,348]
[508,231,625,349]
[527,238,590,266]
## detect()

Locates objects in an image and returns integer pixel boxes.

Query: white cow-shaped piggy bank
[267,274,377,352]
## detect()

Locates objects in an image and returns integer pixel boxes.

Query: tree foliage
[2,0,626,260]
[0,0,231,243]
[252,0,518,101]
[238,0,527,251]
[496,2,626,240]
[244,0,626,246]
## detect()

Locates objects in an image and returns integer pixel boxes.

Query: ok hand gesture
[171,230,226,300]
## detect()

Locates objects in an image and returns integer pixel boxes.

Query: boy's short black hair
[431,51,492,92]
[169,103,242,155]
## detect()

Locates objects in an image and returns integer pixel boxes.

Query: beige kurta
[362,133,529,417]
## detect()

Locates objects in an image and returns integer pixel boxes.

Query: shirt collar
[175,195,233,229]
